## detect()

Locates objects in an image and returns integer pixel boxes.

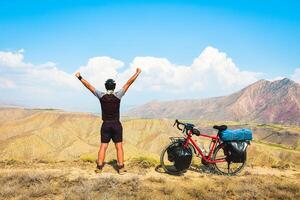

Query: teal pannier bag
[220,129,253,141]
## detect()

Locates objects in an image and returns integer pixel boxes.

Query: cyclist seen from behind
[75,68,142,174]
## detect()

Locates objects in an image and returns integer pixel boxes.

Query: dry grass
[0,171,145,200]
[183,175,300,200]
[146,176,166,183]
[0,165,299,200]
[247,143,300,168]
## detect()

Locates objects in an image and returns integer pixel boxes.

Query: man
[75,68,141,174]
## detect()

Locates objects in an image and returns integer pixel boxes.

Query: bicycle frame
[182,130,226,164]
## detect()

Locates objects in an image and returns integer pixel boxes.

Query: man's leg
[114,142,124,166]
[115,142,126,175]
[112,121,126,174]
[98,143,109,166]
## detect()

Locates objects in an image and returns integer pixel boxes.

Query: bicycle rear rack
[169,137,185,143]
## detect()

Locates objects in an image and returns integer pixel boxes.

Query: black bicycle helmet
[105,79,116,90]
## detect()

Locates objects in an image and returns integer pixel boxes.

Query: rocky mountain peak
[127,78,300,125]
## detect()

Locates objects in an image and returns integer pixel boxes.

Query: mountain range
[126,78,300,125]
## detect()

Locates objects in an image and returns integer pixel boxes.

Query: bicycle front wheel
[212,143,246,176]
[160,142,193,175]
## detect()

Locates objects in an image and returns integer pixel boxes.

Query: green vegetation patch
[129,156,159,168]
[80,154,97,163]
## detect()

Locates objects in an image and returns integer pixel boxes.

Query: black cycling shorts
[100,121,123,143]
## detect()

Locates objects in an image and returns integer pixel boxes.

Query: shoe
[95,163,104,174]
[117,164,127,175]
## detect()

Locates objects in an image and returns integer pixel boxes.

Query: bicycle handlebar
[173,119,185,132]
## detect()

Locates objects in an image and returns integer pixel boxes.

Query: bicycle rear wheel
[212,144,246,176]
[160,142,193,175]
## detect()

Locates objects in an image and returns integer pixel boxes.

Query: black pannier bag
[224,141,248,163]
[167,143,177,162]
[167,142,192,171]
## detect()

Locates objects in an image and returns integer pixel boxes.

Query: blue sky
[0,0,300,111]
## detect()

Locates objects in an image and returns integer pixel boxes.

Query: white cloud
[0,50,31,68]
[26,64,78,89]
[125,56,184,91]
[122,46,260,95]
[0,47,262,110]
[77,56,124,88]
[292,68,300,83]
[0,50,78,89]
[191,47,259,89]
[0,78,16,89]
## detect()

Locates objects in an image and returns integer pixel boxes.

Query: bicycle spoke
[212,144,246,175]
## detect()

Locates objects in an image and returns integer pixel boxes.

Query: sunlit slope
[0,108,299,168]
[0,109,99,160]
[0,107,39,123]
[0,108,177,161]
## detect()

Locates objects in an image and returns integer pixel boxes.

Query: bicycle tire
[211,143,246,176]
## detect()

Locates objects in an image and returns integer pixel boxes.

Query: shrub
[80,154,97,163]
[147,177,166,183]
[129,156,159,168]
[159,186,174,195]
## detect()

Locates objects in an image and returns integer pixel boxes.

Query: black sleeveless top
[94,89,125,122]
[100,94,121,121]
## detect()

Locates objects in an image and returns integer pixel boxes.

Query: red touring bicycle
[160,120,249,175]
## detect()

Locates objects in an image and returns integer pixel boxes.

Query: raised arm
[75,72,96,94]
[123,68,142,92]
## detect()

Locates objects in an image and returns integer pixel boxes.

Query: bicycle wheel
[160,142,193,175]
[211,143,246,176]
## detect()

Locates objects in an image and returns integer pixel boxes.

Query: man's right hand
[75,72,81,78]
[75,72,96,94]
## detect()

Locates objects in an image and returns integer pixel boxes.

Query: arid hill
[0,108,299,200]
[0,107,176,161]
[126,78,300,125]
[0,107,299,166]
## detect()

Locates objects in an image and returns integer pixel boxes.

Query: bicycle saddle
[213,125,228,132]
